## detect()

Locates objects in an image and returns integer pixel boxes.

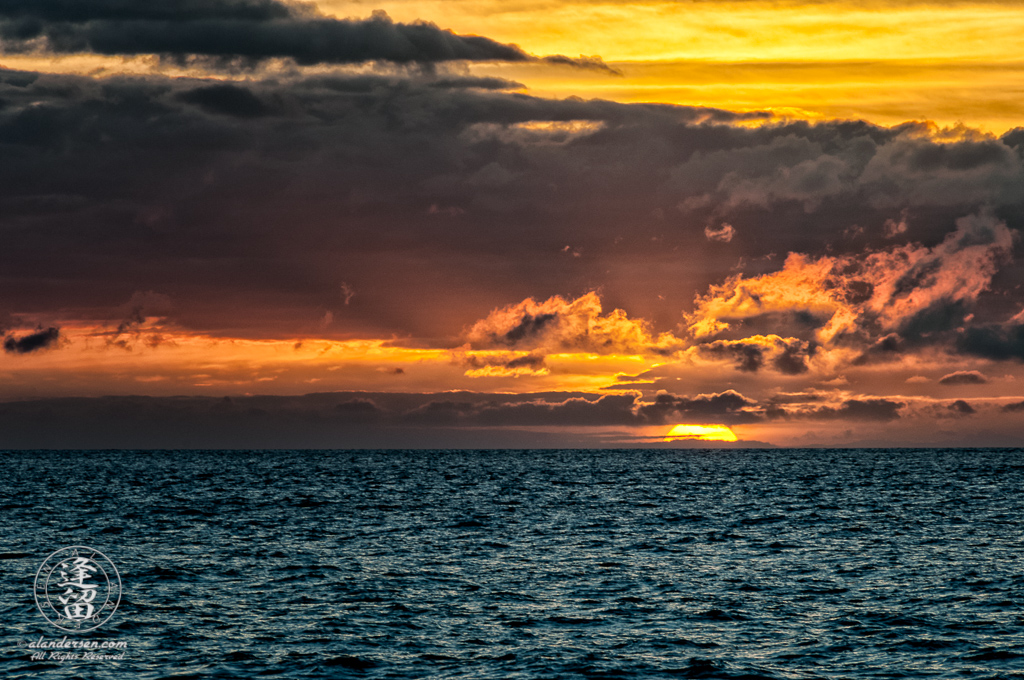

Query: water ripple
[1,448,1022,678]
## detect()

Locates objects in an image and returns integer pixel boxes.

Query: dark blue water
[2,449,1023,679]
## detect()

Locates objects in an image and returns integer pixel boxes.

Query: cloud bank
[3,8,1024,446]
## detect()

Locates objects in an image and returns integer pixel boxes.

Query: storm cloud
[770,398,905,422]
[0,0,625,73]
[2,62,1024,363]
[0,1,532,64]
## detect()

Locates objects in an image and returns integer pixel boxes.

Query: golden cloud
[466,291,684,355]
[686,210,1015,351]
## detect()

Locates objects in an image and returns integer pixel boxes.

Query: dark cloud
[766,391,825,405]
[0,59,1023,349]
[0,1,623,73]
[177,83,270,117]
[700,337,811,374]
[322,391,648,427]
[474,394,640,426]
[810,399,904,422]
[957,323,1024,361]
[947,399,976,415]
[0,3,533,65]
[0,0,302,23]
[1002,127,1024,151]
[669,125,1024,260]
[3,326,59,353]
[502,314,556,346]
[1002,400,1024,413]
[0,391,651,447]
[504,354,546,370]
[403,399,477,425]
[704,341,764,372]
[430,75,524,91]
[765,398,903,422]
[852,333,903,365]
[457,351,548,376]
[333,398,382,423]
[0,388,917,447]
[938,370,987,385]
[0,65,770,338]
[540,54,621,75]
[637,389,758,424]
[773,342,811,375]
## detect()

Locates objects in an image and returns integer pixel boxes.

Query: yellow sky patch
[319,1,1024,132]
[320,2,1024,63]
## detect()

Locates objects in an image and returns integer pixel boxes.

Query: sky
[3,0,1024,448]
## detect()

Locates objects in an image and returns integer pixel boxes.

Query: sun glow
[665,424,738,442]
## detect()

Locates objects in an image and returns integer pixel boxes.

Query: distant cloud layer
[0,389,909,448]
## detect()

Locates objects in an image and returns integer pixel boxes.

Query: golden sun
[665,424,738,442]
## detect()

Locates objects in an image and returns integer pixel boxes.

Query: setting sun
[665,424,738,443]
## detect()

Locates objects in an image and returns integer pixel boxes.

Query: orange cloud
[686,254,842,340]
[686,210,1015,353]
[466,291,684,355]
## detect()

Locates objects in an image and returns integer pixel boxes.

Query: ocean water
[1,448,1023,679]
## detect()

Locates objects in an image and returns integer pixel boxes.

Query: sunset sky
[3,0,1024,448]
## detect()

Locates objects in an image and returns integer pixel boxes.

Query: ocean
[1,448,1022,678]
